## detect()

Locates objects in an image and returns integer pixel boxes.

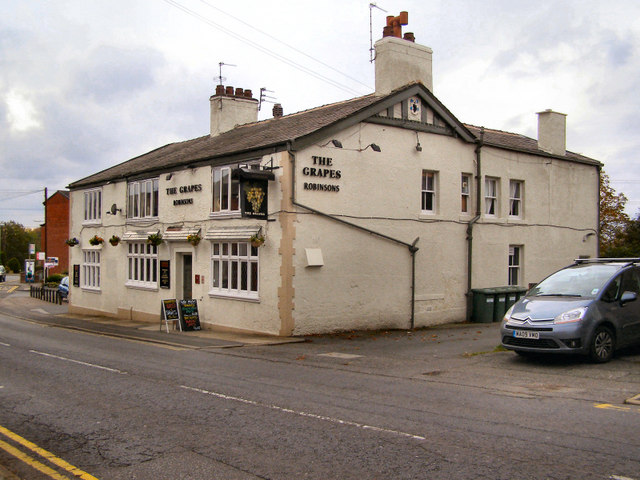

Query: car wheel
[589,326,615,363]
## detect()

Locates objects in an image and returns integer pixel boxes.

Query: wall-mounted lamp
[321,139,343,148]
[166,173,173,180]
[415,132,422,152]
[582,232,596,242]
[361,143,381,152]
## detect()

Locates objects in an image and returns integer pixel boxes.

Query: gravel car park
[501,258,640,362]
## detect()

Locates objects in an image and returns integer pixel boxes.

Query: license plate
[513,330,539,339]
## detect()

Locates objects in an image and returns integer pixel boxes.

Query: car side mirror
[620,291,638,305]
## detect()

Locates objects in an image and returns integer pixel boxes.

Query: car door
[616,268,640,346]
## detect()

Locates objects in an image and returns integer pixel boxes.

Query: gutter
[466,127,484,322]
[287,146,420,329]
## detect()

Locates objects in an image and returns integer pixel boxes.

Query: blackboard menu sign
[159,260,170,289]
[73,265,80,287]
[179,299,201,331]
[161,299,180,332]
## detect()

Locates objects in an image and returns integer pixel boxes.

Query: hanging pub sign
[232,167,274,220]
[242,180,268,219]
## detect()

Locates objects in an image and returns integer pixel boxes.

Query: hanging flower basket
[109,235,121,246]
[187,233,201,246]
[89,235,104,246]
[65,237,79,247]
[147,232,163,247]
[250,233,265,248]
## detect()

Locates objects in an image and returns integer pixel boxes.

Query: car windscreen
[528,264,622,299]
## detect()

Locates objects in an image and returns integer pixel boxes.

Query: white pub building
[67,15,601,336]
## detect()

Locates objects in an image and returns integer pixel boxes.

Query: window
[84,189,102,223]
[508,246,522,286]
[421,170,437,213]
[211,241,259,298]
[461,174,471,214]
[485,177,498,216]
[509,180,523,218]
[128,179,159,219]
[82,250,100,290]
[213,167,240,214]
[127,242,158,288]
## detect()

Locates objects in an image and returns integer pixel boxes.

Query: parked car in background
[0,265,5,282]
[501,258,640,363]
[58,276,69,300]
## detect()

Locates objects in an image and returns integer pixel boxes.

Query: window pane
[213,260,220,287]
[222,261,229,288]
[250,263,258,292]
[221,169,229,210]
[241,261,248,291]
[231,176,240,210]
[213,170,221,212]
[152,179,159,217]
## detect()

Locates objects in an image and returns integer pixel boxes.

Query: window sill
[82,220,102,226]
[126,217,159,224]
[125,282,159,292]
[81,287,101,293]
[208,291,259,303]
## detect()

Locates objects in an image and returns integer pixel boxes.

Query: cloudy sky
[2,0,639,228]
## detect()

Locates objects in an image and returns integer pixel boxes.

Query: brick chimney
[537,110,567,156]
[272,103,283,118]
[210,85,259,137]
[375,12,433,94]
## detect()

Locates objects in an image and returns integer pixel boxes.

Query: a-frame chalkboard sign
[161,299,181,333]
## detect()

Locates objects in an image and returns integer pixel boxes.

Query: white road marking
[181,385,426,441]
[30,308,50,315]
[611,476,638,480]
[0,342,10,347]
[318,352,363,359]
[29,350,127,374]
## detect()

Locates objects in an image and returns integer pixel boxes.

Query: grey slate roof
[68,87,600,190]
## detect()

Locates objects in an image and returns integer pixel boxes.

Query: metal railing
[30,285,63,305]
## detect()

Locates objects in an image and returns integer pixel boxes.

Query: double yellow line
[0,425,98,479]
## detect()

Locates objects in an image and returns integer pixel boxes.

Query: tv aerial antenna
[369,3,387,62]
[217,62,236,85]
[259,87,277,111]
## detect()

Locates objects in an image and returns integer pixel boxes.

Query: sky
[1,0,639,228]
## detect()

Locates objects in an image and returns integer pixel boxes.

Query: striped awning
[204,225,261,241]
[163,226,201,242]
[122,230,159,241]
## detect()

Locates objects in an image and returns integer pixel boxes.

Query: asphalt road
[0,289,639,479]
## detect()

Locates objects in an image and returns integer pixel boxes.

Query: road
[0,287,639,479]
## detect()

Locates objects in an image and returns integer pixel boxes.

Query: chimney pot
[273,103,283,118]
[244,89,253,98]
[235,87,244,97]
[215,84,225,96]
[403,32,415,42]
[225,86,234,95]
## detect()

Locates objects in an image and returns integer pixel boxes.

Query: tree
[599,171,630,256]
[603,214,640,258]
[0,221,40,269]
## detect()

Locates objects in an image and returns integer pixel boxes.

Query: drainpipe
[466,127,484,322]
[287,145,420,329]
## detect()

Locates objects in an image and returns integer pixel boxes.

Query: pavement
[0,282,304,350]
[0,281,501,354]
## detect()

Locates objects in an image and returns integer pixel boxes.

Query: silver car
[501,258,640,362]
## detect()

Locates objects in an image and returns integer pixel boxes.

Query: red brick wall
[42,192,69,276]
